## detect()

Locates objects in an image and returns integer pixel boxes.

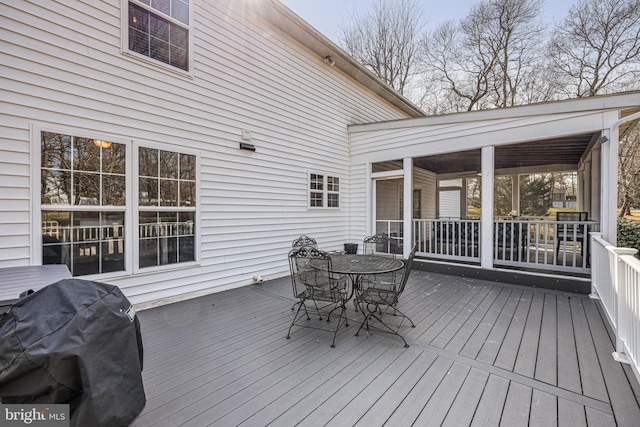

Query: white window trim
[120,0,195,78]
[31,124,201,279]
[307,171,341,210]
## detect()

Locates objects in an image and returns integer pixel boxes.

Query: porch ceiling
[413,132,596,174]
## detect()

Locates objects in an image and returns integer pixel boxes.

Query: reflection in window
[41,132,126,276]
[128,0,189,71]
[139,211,195,267]
[139,147,196,269]
[139,147,195,207]
[42,211,125,276]
[41,133,126,206]
[41,131,198,276]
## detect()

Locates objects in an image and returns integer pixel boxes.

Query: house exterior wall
[0,0,410,305]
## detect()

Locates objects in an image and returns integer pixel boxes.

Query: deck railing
[591,232,640,385]
[411,218,599,274]
[413,219,481,262]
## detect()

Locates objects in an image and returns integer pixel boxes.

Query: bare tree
[340,0,424,96]
[549,0,640,97]
[619,122,640,217]
[421,0,546,112]
[485,0,546,107]
[421,18,496,112]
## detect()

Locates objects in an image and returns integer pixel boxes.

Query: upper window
[309,173,340,208]
[127,0,190,71]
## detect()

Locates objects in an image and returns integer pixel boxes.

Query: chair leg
[355,303,414,348]
[287,300,309,339]
[330,304,347,348]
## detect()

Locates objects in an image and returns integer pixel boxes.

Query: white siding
[0,0,409,305]
[413,167,436,218]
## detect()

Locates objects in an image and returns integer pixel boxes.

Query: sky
[279,0,577,45]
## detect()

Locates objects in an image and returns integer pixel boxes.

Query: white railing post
[613,248,638,364]
[590,232,603,297]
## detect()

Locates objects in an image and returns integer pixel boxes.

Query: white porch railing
[414,219,480,263]
[590,233,640,385]
[412,218,598,274]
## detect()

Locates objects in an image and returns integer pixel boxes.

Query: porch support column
[602,111,640,244]
[403,157,413,258]
[511,174,519,214]
[583,157,591,214]
[591,147,601,221]
[366,162,373,237]
[602,128,618,244]
[480,146,494,269]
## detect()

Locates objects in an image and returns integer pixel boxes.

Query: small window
[127,0,190,71]
[309,173,340,208]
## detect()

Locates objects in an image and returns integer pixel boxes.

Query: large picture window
[40,131,198,277]
[41,133,126,276]
[127,0,190,71]
[138,147,196,268]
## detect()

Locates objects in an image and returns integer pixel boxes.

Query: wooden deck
[131,271,640,426]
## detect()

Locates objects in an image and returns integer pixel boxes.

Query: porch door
[374,178,403,253]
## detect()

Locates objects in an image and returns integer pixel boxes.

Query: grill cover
[0,279,145,426]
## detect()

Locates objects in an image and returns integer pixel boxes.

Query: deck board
[130,270,640,427]
[477,287,524,366]
[556,294,582,394]
[470,375,510,427]
[500,382,532,427]
[323,347,428,427]
[494,289,533,371]
[570,295,610,402]
[411,361,471,426]
[459,287,512,360]
[558,398,587,427]
[441,368,489,427]
[535,292,558,385]
[530,389,558,426]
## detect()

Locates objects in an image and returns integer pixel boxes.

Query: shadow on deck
[131,271,640,426]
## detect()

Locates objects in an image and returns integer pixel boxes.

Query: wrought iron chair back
[355,244,417,347]
[292,235,318,249]
[286,246,348,347]
[363,233,396,258]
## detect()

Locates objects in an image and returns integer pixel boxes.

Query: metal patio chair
[286,246,349,348]
[292,235,318,249]
[362,233,398,283]
[355,244,417,347]
[289,235,319,311]
[363,233,397,257]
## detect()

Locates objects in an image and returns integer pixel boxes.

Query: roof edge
[258,0,426,118]
[350,91,640,132]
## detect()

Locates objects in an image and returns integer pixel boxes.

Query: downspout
[602,111,640,244]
